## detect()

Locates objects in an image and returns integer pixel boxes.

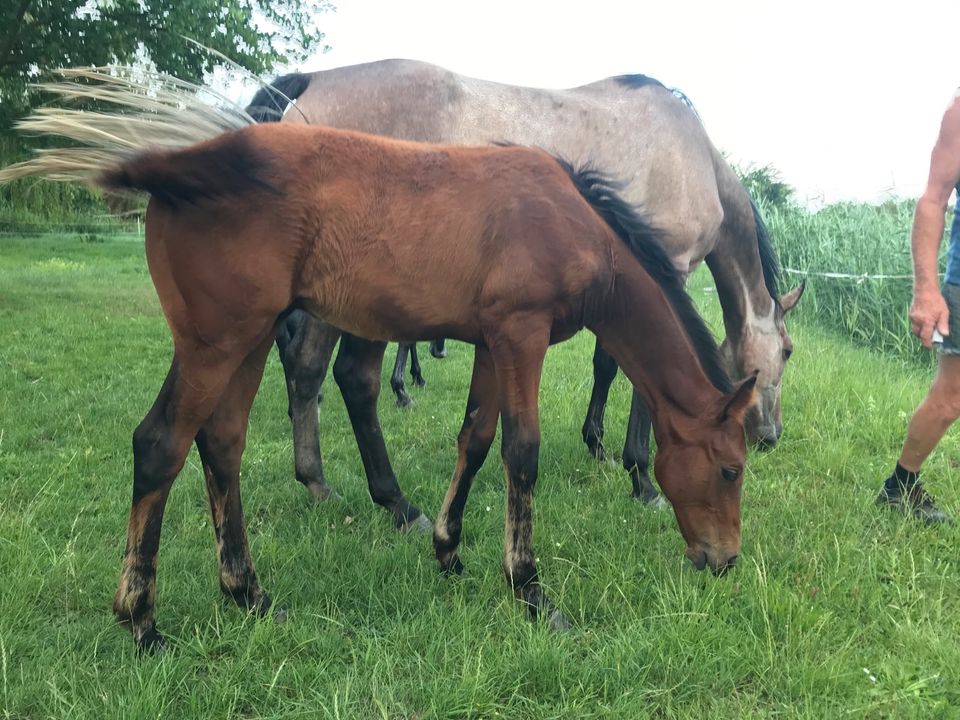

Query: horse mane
[245,73,311,123]
[612,74,664,90]
[554,157,733,394]
[749,198,781,301]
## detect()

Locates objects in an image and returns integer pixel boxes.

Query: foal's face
[720,281,805,449]
[654,377,756,575]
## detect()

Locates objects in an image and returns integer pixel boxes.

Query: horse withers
[1,71,754,649]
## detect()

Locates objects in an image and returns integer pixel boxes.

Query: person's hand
[910,286,950,348]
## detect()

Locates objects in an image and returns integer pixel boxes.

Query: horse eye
[783,348,793,361]
[721,466,740,482]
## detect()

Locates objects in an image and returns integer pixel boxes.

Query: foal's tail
[0,67,255,189]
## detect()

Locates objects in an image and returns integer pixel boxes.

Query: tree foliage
[736,163,796,211]
[0,0,333,130]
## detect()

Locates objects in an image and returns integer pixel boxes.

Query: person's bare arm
[911,94,960,348]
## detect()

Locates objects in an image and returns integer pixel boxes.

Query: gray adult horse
[253,59,804,512]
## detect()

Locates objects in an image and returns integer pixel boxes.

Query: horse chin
[686,547,738,575]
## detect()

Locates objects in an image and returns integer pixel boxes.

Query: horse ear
[779,280,806,314]
[718,372,758,424]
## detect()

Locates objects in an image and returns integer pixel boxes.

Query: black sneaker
[876,481,954,525]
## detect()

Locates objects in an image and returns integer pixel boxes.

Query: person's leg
[878,351,960,523]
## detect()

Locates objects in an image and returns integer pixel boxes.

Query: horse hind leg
[334,334,430,531]
[429,338,447,359]
[113,351,249,651]
[433,344,499,574]
[409,343,426,387]
[390,343,414,407]
[276,310,340,502]
[581,339,619,460]
[195,336,281,620]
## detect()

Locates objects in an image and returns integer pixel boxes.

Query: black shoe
[876,481,954,525]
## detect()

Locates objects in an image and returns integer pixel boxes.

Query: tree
[735,163,795,211]
[0,0,333,130]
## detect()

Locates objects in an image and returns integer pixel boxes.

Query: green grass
[3,234,960,718]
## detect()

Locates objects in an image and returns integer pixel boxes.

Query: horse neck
[589,246,725,427]
[704,195,776,343]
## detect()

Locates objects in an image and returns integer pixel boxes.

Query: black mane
[554,157,733,394]
[245,73,311,123]
[749,198,781,301]
[613,74,664,90]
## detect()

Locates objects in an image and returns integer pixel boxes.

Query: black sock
[885,463,920,493]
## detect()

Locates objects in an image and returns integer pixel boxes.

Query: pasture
[1,229,959,719]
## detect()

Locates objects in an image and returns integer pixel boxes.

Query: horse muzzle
[687,547,739,576]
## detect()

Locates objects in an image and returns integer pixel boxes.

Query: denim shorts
[938,283,960,355]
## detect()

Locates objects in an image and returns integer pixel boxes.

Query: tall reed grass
[766,199,948,364]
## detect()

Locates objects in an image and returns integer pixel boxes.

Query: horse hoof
[396,395,413,408]
[400,513,433,534]
[412,376,426,388]
[307,481,341,503]
[439,554,465,576]
[135,627,167,654]
[546,609,572,632]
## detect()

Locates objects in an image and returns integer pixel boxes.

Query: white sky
[261,0,956,205]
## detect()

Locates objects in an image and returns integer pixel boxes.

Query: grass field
[2,233,960,718]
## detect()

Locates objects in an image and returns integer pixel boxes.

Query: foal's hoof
[250,593,287,624]
[306,481,341,503]
[412,376,426,388]
[430,347,447,359]
[135,626,167,654]
[546,609,572,632]
[400,512,433,534]
[395,394,414,408]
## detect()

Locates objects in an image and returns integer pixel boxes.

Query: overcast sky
[257,1,955,205]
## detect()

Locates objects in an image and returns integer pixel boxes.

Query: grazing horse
[1,70,755,649]
[248,59,803,509]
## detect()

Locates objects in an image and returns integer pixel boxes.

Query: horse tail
[245,73,311,123]
[0,67,254,189]
[99,133,274,206]
[555,155,733,393]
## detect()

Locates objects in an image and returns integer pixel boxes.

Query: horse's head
[719,281,804,448]
[654,374,757,574]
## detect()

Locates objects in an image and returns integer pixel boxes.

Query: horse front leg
[433,345,499,574]
[489,322,569,631]
[622,391,666,507]
[333,334,431,531]
[581,338,619,460]
[275,310,341,502]
[195,336,280,619]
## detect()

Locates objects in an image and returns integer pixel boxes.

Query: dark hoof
[412,375,426,388]
[430,349,448,359]
[135,626,167,654]
[249,592,285,622]
[395,393,413,408]
[583,435,604,461]
[306,481,341,503]
[439,554,465,576]
[400,512,433,534]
